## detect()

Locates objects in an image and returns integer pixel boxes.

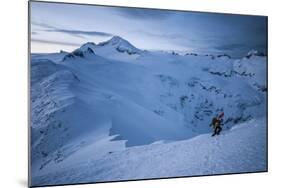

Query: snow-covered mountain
[30,36,267,186]
[71,36,143,62]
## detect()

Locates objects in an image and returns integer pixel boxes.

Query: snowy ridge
[30,36,267,186]
[246,49,266,59]
[32,118,267,186]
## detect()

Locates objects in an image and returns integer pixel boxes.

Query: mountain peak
[98,36,132,47]
[98,36,141,55]
[108,36,125,44]
[73,36,142,58]
[62,47,95,61]
[79,42,96,51]
[245,50,266,58]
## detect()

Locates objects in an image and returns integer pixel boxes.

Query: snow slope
[32,118,267,186]
[30,36,267,186]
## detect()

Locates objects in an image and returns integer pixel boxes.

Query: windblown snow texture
[30,36,267,186]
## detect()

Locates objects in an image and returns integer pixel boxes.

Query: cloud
[31,22,56,29]
[45,29,113,37]
[116,8,172,20]
[31,22,113,39]
[136,30,182,39]
[213,43,246,51]
[31,38,81,47]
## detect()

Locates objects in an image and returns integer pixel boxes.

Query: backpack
[212,117,221,128]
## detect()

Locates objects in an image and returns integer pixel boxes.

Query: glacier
[30,36,267,186]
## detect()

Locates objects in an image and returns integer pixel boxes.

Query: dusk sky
[30,1,267,57]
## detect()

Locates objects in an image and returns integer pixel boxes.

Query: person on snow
[210,112,224,136]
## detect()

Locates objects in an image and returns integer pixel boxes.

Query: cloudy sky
[30,1,267,57]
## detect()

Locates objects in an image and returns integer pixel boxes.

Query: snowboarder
[210,112,224,136]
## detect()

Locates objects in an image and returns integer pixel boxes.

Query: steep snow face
[129,51,266,133]
[30,58,82,169]
[233,55,267,92]
[31,59,63,84]
[30,36,267,186]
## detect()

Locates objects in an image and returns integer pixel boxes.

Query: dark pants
[212,126,222,136]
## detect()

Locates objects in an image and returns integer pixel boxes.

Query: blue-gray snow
[30,36,267,186]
